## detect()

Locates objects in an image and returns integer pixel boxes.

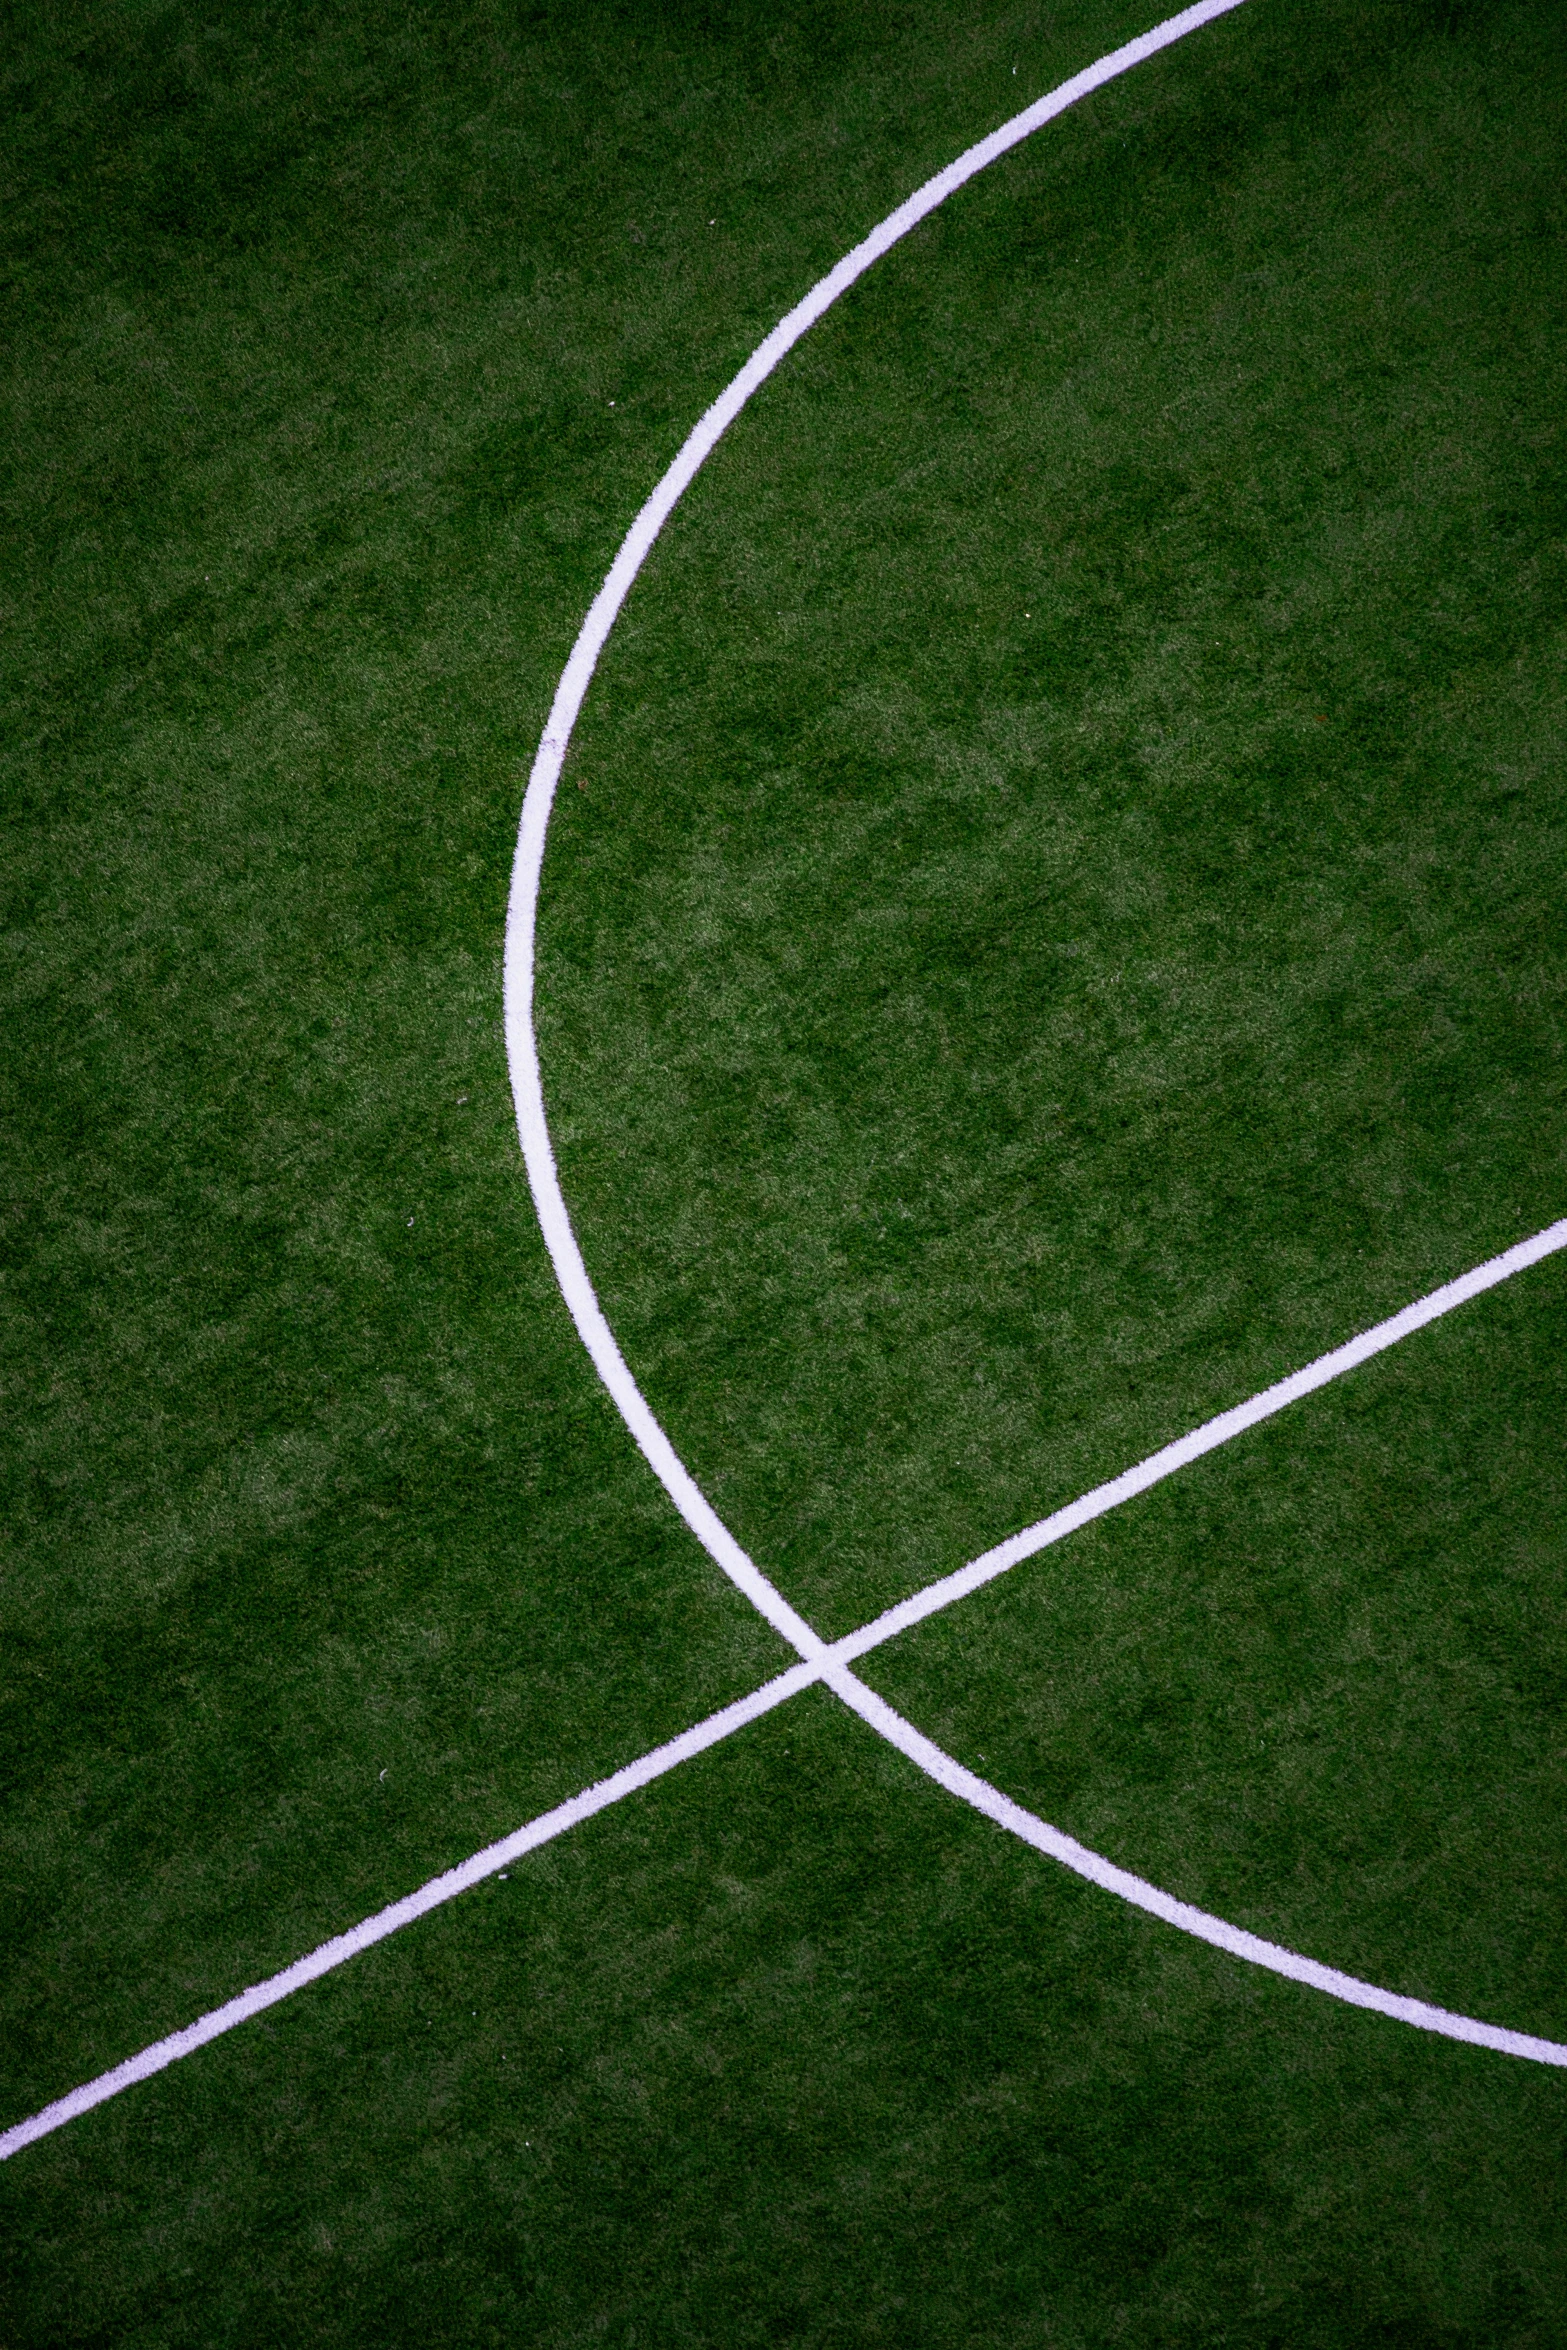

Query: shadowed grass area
[3,0,1566,2341]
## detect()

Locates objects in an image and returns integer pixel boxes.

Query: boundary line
[7,1220,1565,2160]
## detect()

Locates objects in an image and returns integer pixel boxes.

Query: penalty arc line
[8,1217,1563,2164]
[824,1665,1567,2068]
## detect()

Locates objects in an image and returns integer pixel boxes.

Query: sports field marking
[826,1669,1567,2066]
[505,0,1258,1661]
[6,0,1561,2171]
[503,0,1567,2072]
[8,1222,1563,2164]
[0,1662,821,2164]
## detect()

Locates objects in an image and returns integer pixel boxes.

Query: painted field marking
[825,1667,1567,2068]
[8,0,1564,2170]
[0,1662,823,2164]
[7,1215,1565,2162]
[505,0,1256,1662]
[500,0,1567,2078]
[832,1216,1567,1664]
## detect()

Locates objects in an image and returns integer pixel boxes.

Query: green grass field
[4,0,1567,2338]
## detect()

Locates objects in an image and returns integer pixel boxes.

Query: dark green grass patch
[3,0,1566,2340]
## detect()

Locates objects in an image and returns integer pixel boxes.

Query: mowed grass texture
[2,0,1565,2343]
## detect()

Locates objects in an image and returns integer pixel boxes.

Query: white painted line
[0,1660,822,2165]
[502,0,1255,1669]
[501,0,1567,2080]
[833,1218,1567,1667]
[6,1217,1565,2163]
[825,1667,1567,2067]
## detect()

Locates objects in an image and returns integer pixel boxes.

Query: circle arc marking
[502,0,1567,2065]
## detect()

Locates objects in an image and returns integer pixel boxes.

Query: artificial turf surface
[3,0,1566,2339]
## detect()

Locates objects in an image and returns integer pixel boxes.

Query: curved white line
[826,1669,1567,2068]
[502,0,1567,2072]
[502,0,1254,1665]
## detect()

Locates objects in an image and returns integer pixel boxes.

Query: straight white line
[834,1218,1567,1666]
[0,1661,822,2165]
[826,1668,1567,2067]
[502,0,1254,1669]
[7,1214,1565,2162]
